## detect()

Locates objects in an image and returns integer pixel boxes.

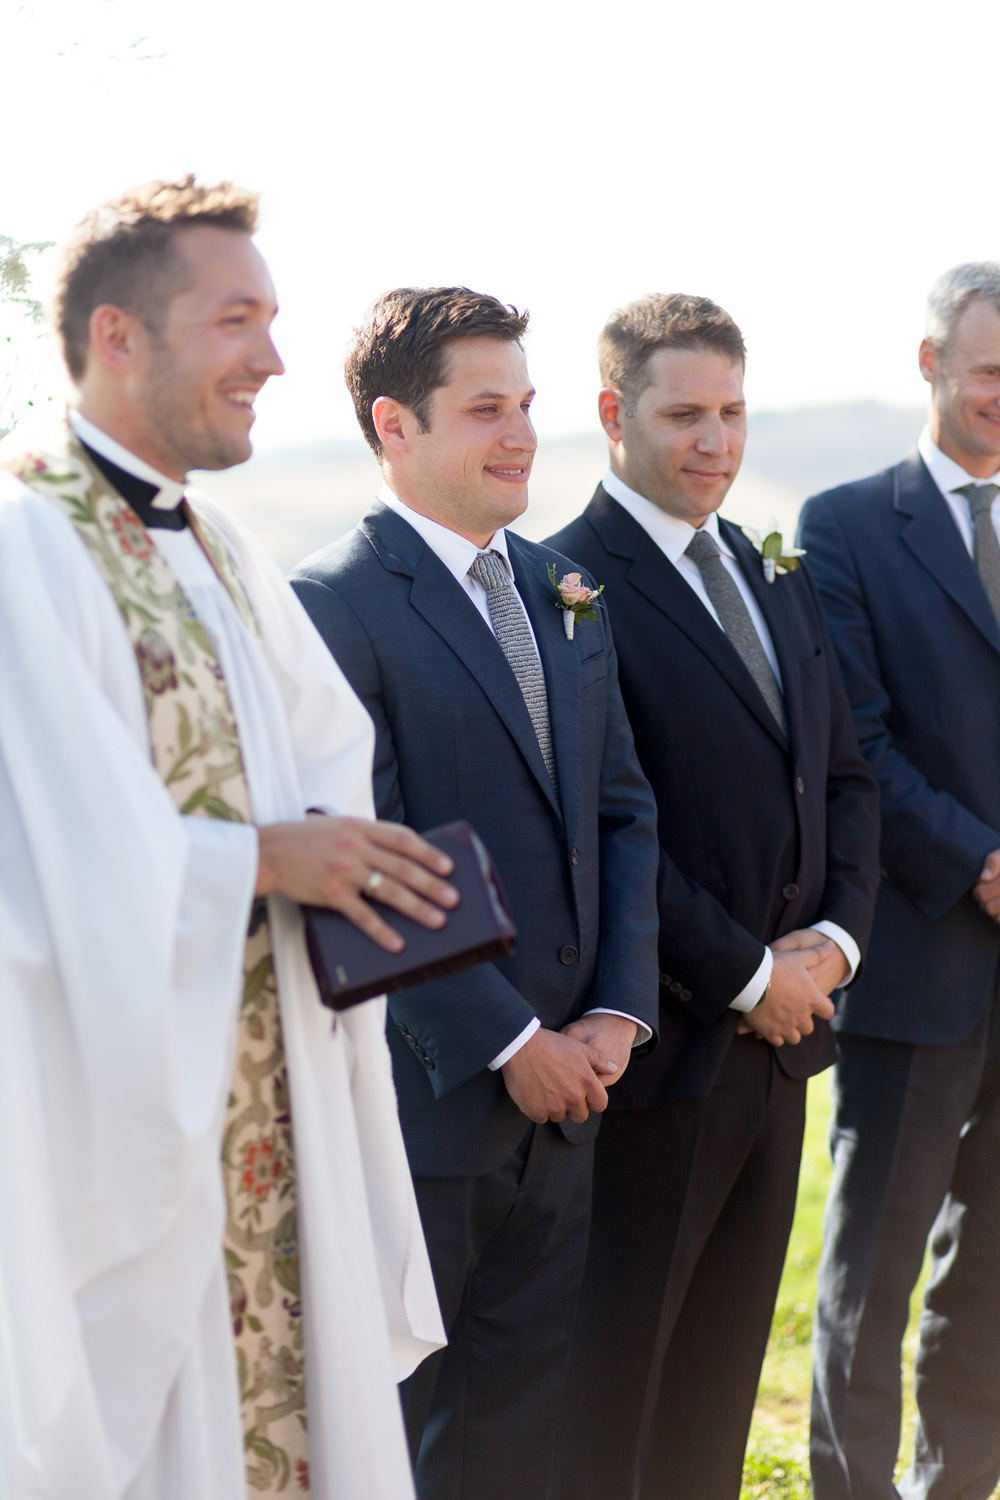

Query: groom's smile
[378,335,538,548]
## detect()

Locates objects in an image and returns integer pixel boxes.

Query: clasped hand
[501,1014,638,1125]
[737,929,845,1046]
[255,813,459,952]
[973,848,1000,925]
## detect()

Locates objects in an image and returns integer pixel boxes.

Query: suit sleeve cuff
[488,1017,541,1070]
[810,921,861,985]
[583,1008,652,1047]
[729,947,773,1012]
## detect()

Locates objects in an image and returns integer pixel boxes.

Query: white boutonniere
[548,564,604,639]
[741,520,806,584]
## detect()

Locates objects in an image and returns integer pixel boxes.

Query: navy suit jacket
[547,487,880,1104]
[799,454,1000,1044]
[291,501,660,1175]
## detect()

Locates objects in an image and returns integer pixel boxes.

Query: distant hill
[200,401,925,572]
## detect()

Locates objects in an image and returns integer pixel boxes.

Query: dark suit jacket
[546,486,880,1104]
[291,501,660,1175]
[799,455,1000,1044]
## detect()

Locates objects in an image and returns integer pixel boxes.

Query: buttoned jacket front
[291,500,660,1173]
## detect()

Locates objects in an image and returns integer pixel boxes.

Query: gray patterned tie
[956,483,1000,623]
[469,549,558,789]
[685,528,788,741]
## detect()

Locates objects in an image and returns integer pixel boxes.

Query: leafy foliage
[0,232,56,440]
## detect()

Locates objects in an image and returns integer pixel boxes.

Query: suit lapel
[509,534,579,839]
[589,491,787,748]
[894,454,1000,656]
[361,503,562,818]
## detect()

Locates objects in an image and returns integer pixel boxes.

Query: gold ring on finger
[364,870,385,899]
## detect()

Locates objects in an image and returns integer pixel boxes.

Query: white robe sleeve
[0,477,257,1497]
[188,496,446,1375]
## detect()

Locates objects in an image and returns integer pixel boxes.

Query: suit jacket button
[572,846,580,866]
[680,989,692,1001]
[559,945,579,965]
[796,776,805,795]
[782,883,800,900]
[424,1056,436,1069]
[659,972,672,986]
[670,981,683,994]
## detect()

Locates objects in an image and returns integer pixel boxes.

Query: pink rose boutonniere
[548,564,604,640]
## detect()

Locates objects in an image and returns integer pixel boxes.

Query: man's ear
[372,396,410,456]
[87,304,149,374]
[918,337,938,388]
[598,387,626,441]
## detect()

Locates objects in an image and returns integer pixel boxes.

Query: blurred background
[3,0,998,566]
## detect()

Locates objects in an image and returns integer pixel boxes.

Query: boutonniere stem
[741,521,806,583]
[548,565,604,639]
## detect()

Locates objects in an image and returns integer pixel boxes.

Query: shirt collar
[69,411,187,510]
[377,481,513,586]
[601,466,731,562]
[917,425,1000,498]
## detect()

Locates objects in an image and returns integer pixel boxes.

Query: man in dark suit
[547,293,880,1500]
[289,287,660,1500]
[800,263,1000,1500]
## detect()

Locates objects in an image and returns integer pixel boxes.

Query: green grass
[741,1074,1000,1499]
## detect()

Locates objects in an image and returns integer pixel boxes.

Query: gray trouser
[811,1000,1000,1500]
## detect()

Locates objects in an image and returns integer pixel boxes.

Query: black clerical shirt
[81,442,188,531]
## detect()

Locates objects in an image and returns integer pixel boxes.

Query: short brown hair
[52,175,259,381]
[345,286,529,458]
[598,293,746,414]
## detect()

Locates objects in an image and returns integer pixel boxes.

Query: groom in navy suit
[802,263,1000,1500]
[290,287,660,1500]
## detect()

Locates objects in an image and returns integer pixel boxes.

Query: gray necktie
[685,528,788,741]
[957,483,1000,623]
[468,549,558,789]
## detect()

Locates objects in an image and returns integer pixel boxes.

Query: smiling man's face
[921,298,1000,479]
[603,345,747,527]
[129,224,284,478]
[385,336,537,547]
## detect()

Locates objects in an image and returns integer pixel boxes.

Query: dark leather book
[304,820,517,1010]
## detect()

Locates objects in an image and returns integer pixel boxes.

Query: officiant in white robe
[0,177,447,1500]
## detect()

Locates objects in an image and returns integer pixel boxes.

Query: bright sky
[3,0,999,454]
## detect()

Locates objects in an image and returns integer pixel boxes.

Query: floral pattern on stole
[3,425,311,1496]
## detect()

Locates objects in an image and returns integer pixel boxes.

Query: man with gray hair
[801,262,1000,1500]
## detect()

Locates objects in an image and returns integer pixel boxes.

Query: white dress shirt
[379,483,651,1062]
[917,426,1000,548]
[602,467,860,1009]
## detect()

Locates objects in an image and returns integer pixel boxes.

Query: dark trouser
[811,998,1000,1500]
[400,1122,593,1500]
[555,1035,807,1500]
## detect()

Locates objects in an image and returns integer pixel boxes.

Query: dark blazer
[799,454,1000,1044]
[546,486,880,1104]
[291,500,660,1175]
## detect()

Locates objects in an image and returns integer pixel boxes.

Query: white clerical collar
[601,465,732,563]
[917,425,1000,499]
[377,481,514,588]
[69,410,187,509]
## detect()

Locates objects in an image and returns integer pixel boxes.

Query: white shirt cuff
[729,947,773,1012]
[584,1008,652,1047]
[488,1017,541,1070]
[810,921,861,985]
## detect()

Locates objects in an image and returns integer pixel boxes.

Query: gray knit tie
[469,549,558,789]
[685,528,788,741]
[957,483,1000,623]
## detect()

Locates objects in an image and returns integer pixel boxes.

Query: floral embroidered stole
[2,424,311,1496]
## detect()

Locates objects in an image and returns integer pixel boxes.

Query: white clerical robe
[0,470,444,1500]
